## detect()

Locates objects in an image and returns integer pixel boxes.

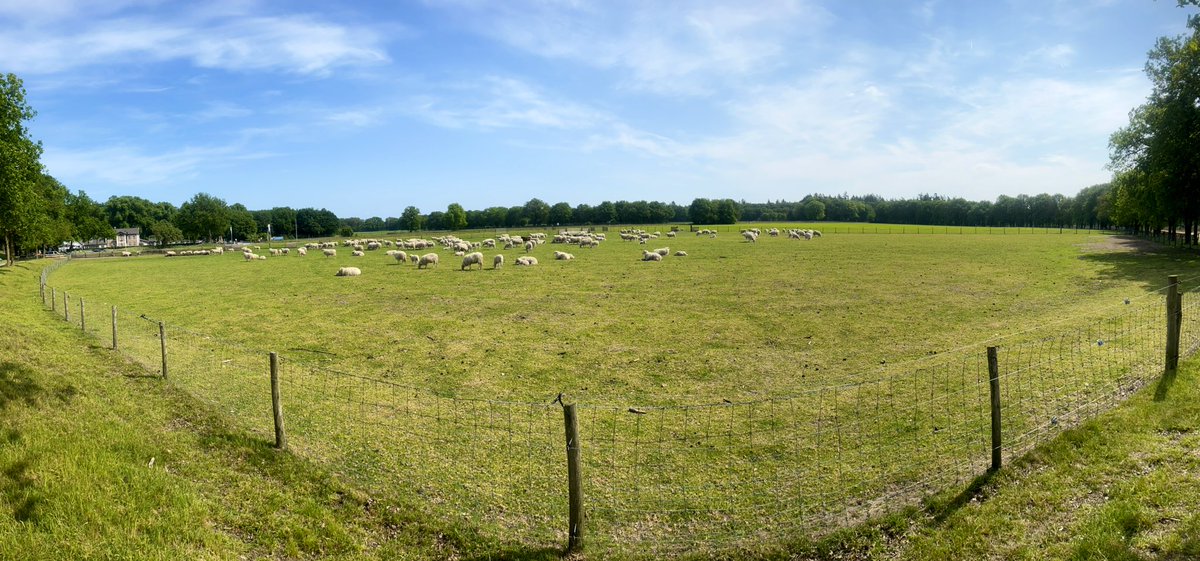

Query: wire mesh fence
[36,264,1197,558]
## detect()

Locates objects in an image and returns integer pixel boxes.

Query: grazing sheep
[461,251,484,270]
[554,251,574,260]
[653,247,670,256]
[393,250,408,263]
[243,252,255,261]
[742,231,758,243]
[297,247,307,256]
[323,248,337,257]
[524,240,534,252]
[493,254,504,269]
[812,230,822,237]
[120,251,132,257]
[418,253,440,269]
[410,254,419,264]
[674,250,688,256]
[352,250,365,257]
[335,267,362,277]
[641,250,663,262]
[667,231,676,238]
[165,251,177,257]
[366,241,380,250]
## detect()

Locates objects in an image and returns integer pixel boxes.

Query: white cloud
[0,8,389,76]
[433,0,831,95]
[407,76,604,130]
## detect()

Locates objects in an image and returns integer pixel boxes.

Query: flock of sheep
[157,226,822,277]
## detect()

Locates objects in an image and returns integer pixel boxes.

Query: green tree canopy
[177,193,230,242]
[445,203,468,230]
[400,206,423,231]
[0,73,44,265]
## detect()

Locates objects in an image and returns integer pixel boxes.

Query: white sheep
[297,247,307,256]
[554,251,574,260]
[352,250,365,257]
[393,250,408,263]
[243,252,256,261]
[323,248,337,257]
[667,231,676,238]
[120,251,132,257]
[524,240,534,252]
[418,253,440,269]
[461,251,484,270]
[742,231,758,243]
[493,254,504,269]
[335,267,361,277]
[654,247,670,256]
[641,250,663,262]
[410,254,420,264]
[674,250,688,256]
[515,256,539,266]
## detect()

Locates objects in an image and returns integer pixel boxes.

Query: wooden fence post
[563,403,584,553]
[80,298,85,332]
[40,281,45,306]
[64,292,70,322]
[1166,275,1181,375]
[51,287,56,312]
[111,306,118,350]
[988,346,1002,471]
[159,321,168,379]
[270,352,287,449]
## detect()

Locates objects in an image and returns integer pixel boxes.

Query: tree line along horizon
[2,3,1197,264]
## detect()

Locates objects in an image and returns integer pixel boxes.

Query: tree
[1109,8,1200,240]
[803,199,826,221]
[445,203,468,231]
[689,198,717,224]
[270,206,297,238]
[549,202,573,225]
[714,199,740,224]
[593,201,617,224]
[400,206,423,231]
[66,190,114,243]
[176,193,230,242]
[363,216,385,231]
[296,207,340,237]
[523,198,550,226]
[0,73,44,265]
[229,204,258,241]
[150,220,183,247]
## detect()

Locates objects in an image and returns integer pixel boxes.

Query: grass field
[39,224,1200,557]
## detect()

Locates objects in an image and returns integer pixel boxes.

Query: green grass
[0,260,559,560]
[26,225,1200,558]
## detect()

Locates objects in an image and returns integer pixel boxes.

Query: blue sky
[1,0,1196,218]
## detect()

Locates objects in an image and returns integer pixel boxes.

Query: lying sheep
[323,248,337,257]
[335,267,361,277]
[653,247,670,256]
[418,253,439,269]
[642,250,663,262]
[515,256,538,266]
[461,251,484,270]
[493,254,504,269]
[674,250,688,256]
[554,251,574,260]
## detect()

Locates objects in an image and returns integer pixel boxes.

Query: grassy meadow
[37,224,1200,558]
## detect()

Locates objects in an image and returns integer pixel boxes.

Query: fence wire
[37,264,1198,558]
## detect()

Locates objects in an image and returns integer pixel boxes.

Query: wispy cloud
[432,0,831,95]
[0,6,389,76]
[408,76,604,130]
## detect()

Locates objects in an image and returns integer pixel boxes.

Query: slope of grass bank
[0,260,556,560]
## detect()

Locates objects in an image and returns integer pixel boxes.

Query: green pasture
[40,224,1200,558]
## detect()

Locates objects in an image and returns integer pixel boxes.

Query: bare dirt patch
[1079,235,1162,254]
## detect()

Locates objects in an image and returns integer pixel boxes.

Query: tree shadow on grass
[1077,236,1200,291]
[0,362,44,411]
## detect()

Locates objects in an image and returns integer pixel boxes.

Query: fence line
[37,264,1192,558]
